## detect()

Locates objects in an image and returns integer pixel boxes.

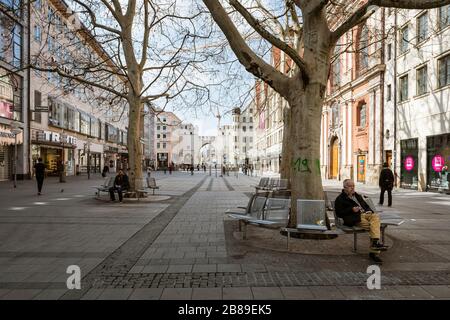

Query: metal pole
[87,143,90,180]
[14,134,17,188]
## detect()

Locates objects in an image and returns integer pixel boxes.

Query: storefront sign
[404,156,414,171]
[0,124,23,145]
[432,155,445,172]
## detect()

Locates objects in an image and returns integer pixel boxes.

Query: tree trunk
[280,101,290,181]
[127,95,143,192]
[287,83,326,227]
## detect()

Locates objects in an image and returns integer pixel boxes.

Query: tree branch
[229,0,310,82]
[332,0,450,42]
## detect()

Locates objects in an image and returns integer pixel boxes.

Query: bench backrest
[267,178,279,189]
[258,177,269,187]
[278,179,288,190]
[147,177,157,188]
[296,199,328,230]
[249,196,267,219]
[102,177,112,187]
[264,198,290,223]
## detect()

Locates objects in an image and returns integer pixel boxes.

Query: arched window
[357,103,366,128]
[331,103,339,127]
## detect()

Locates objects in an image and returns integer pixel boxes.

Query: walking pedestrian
[102,165,109,177]
[379,162,394,207]
[33,158,46,195]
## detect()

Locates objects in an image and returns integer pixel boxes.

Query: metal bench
[92,177,114,198]
[329,199,405,252]
[253,177,269,193]
[227,197,290,240]
[282,200,344,250]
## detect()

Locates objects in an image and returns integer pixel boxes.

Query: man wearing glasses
[335,179,388,264]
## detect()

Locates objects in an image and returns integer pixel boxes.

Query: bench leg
[287,230,290,251]
[353,233,357,252]
[243,222,247,240]
[381,226,387,244]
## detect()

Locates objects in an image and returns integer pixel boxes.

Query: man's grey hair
[343,179,354,187]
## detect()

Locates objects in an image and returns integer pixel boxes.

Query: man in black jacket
[109,169,130,203]
[335,179,388,264]
[379,162,394,207]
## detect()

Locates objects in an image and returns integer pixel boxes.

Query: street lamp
[190,131,194,175]
[9,122,21,189]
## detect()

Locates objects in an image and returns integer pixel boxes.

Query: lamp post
[190,131,194,175]
[9,123,21,189]
[59,132,66,183]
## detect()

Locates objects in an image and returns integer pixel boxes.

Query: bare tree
[28,0,225,191]
[202,0,450,225]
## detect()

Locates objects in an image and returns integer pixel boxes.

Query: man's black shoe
[369,253,383,265]
[370,242,389,251]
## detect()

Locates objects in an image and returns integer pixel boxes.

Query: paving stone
[191,288,223,300]
[0,289,42,300]
[217,264,242,272]
[280,287,315,299]
[192,264,217,273]
[160,288,192,300]
[128,288,163,300]
[142,265,168,273]
[222,287,253,300]
[251,287,284,300]
[308,286,346,299]
[167,265,193,273]
[421,285,450,298]
[97,288,133,300]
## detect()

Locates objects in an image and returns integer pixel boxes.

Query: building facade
[0,0,30,181]
[29,0,129,177]
[155,111,181,168]
[385,6,450,192]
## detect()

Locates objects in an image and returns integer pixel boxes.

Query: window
[333,45,341,86]
[416,66,428,95]
[243,126,246,132]
[33,90,42,123]
[243,137,246,143]
[250,117,253,122]
[162,126,166,131]
[249,126,253,130]
[358,24,369,71]
[438,54,450,88]
[417,13,428,44]
[438,5,450,30]
[357,103,366,128]
[387,84,392,101]
[163,134,166,139]
[157,134,160,138]
[243,117,246,122]
[234,136,238,142]
[387,43,392,61]
[157,125,160,130]
[399,26,409,54]
[250,137,253,143]
[34,25,41,42]
[399,75,409,102]
[157,142,160,148]
[163,142,166,149]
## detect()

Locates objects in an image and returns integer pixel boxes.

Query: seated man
[109,169,130,203]
[335,179,388,264]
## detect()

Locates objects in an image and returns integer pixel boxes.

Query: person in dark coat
[33,158,46,195]
[102,165,109,177]
[335,179,388,264]
[379,162,394,207]
[109,169,130,203]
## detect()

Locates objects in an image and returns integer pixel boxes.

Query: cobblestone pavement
[0,171,449,300]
